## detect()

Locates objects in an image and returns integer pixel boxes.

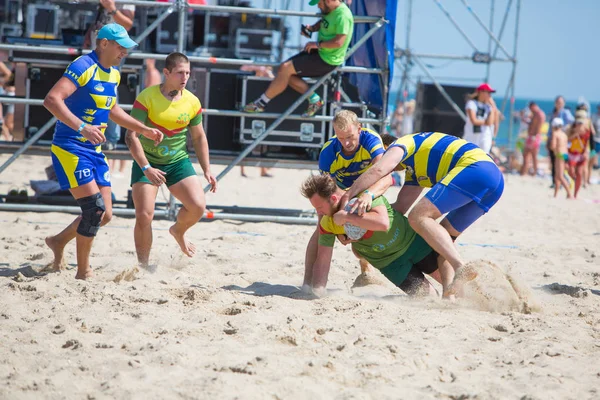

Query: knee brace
[77,193,105,237]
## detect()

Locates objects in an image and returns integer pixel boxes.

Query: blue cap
[97,23,137,49]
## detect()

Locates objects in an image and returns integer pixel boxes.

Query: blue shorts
[51,144,111,190]
[425,161,504,232]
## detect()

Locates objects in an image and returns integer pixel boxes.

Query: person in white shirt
[463,83,497,153]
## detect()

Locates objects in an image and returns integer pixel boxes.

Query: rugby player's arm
[311,244,334,296]
[124,129,150,169]
[342,204,390,232]
[345,146,405,201]
[43,77,86,131]
[109,105,162,143]
[364,154,393,197]
[189,124,212,176]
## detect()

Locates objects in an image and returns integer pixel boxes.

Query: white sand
[1,154,600,399]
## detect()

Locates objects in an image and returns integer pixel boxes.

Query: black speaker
[190,68,241,152]
[415,83,476,138]
[28,67,64,141]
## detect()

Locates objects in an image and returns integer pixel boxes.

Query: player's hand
[333,209,348,226]
[300,25,312,38]
[336,234,356,246]
[140,127,163,146]
[204,171,217,193]
[352,192,373,216]
[144,167,167,186]
[303,41,318,53]
[80,124,106,145]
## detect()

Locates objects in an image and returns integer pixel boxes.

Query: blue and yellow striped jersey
[319,128,384,189]
[52,51,120,149]
[389,132,493,188]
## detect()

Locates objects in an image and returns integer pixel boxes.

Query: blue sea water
[389,94,593,152]
[493,97,586,151]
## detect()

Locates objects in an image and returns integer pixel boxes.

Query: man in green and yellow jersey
[243,0,354,117]
[125,52,217,267]
[300,174,452,298]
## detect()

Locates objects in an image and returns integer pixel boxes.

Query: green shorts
[379,235,434,287]
[131,157,196,187]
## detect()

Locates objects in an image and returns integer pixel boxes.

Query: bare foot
[169,225,196,257]
[359,259,375,274]
[445,264,478,296]
[44,236,66,272]
[75,268,93,280]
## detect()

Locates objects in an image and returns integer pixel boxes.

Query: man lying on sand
[300,174,453,298]
[337,132,505,297]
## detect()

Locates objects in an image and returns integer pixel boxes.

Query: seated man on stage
[242,0,354,117]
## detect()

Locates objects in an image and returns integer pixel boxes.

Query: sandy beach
[1,153,599,399]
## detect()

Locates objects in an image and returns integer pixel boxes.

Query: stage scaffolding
[395,0,521,150]
[0,0,389,224]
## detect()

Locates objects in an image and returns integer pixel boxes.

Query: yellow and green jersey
[318,197,417,269]
[130,85,202,165]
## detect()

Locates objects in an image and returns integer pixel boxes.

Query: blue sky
[393,0,600,102]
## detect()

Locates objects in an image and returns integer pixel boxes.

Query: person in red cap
[462,83,498,154]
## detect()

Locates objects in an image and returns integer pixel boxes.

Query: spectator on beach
[463,83,497,154]
[574,104,597,186]
[0,61,14,141]
[590,105,600,174]
[548,118,572,199]
[390,102,404,137]
[547,96,574,186]
[402,100,415,136]
[520,102,546,176]
[243,0,354,118]
[567,110,592,198]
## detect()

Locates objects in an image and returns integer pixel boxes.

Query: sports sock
[256,93,271,107]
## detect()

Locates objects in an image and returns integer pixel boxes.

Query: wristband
[77,122,86,133]
[141,164,151,172]
[363,190,375,200]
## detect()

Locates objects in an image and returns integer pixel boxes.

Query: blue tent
[346,0,397,113]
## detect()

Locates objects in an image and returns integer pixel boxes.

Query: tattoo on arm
[125,131,134,149]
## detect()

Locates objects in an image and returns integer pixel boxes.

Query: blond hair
[300,174,338,199]
[332,109,360,131]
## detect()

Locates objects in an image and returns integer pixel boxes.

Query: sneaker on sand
[242,102,265,113]
[302,100,324,117]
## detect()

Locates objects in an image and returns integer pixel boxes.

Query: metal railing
[0,0,389,224]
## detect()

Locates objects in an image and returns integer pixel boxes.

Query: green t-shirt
[130,85,203,165]
[318,197,417,269]
[318,3,354,66]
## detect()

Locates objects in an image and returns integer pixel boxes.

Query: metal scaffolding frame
[0,0,389,224]
[395,0,521,150]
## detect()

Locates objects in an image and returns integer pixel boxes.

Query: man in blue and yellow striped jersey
[302,110,391,290]
[43,23,163,280]
[338,131,504,296]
